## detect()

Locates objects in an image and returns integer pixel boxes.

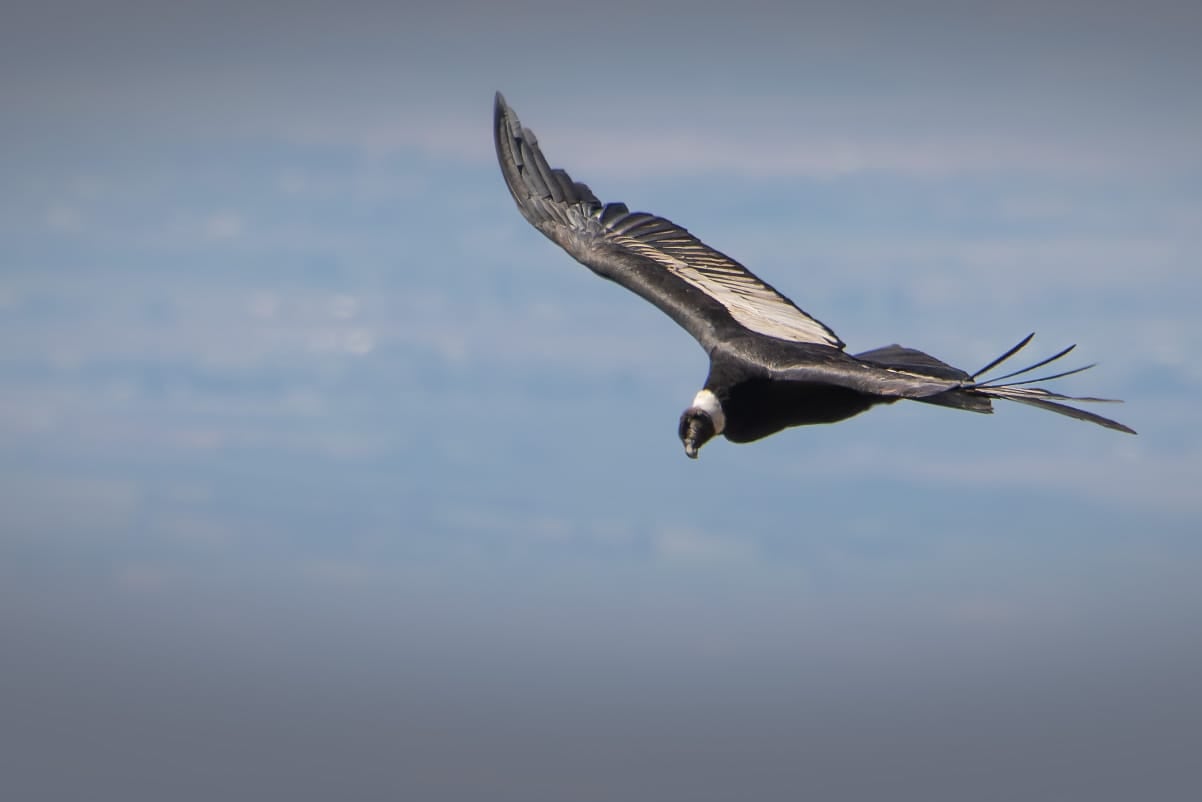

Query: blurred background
[3,1,1200,800]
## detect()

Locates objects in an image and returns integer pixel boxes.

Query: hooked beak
[680,413,714,460]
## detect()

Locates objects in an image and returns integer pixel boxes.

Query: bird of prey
[493,92,1134,459]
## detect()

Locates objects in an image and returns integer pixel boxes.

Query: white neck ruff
[691,389,726,434]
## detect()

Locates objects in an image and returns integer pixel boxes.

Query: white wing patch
[616,235,842,347]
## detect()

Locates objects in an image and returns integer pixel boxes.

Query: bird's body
[493,92,1134,457]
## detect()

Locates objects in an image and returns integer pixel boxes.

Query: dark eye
[678,413,694,440]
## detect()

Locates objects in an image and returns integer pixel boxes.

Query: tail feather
[971,384,1136,434]
[974,343,1077,385]
[882,333,1135,434]
[961,334,1135,434]
[916,389,994,414]
[857,333,1134,434]
[970,332,1035,379]
[977,363,1100,393]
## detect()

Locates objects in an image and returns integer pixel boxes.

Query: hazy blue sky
[3,2,1200,800]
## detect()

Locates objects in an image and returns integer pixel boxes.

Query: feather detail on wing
[494,92,843,349]
[599,207,844,347]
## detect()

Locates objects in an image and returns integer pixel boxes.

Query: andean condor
[493,92,1134,459]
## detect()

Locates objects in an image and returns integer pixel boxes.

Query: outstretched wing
[494,92,844,353]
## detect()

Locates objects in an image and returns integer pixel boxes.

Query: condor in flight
[493,93,1134,459]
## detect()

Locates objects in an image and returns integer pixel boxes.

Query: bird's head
[678,389,726,459]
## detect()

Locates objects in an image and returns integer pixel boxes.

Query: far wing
[732,341,963,398]
[494,92,844,353]
[773,359,962,399]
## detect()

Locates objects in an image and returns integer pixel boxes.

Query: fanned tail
[969,384,1135,433]
[954,334,1135,434]
[850,334,1134,433]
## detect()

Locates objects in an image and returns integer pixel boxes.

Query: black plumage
[493,92,1134,458]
